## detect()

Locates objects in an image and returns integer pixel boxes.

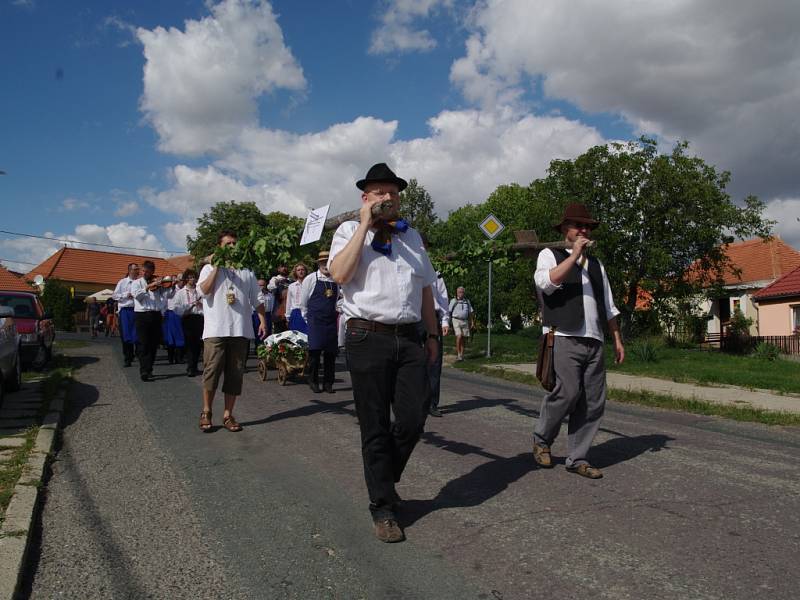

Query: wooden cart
[258,347,308,385]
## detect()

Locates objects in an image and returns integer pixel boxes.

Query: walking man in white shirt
[112,262,140,367]
[329,162,439,543]
[532,203,625,479]
[131,260,167,382]
[197,230,266,433]
[448,287,473,361]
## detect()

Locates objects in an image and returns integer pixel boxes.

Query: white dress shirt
[131,278,167,313]
[534,248,620,342]
[173,286,203,315]
[166,285,183,311]
[112,276,138,309]
[257,290,274,313]
[198,265,260,339]
[432,274,450,327]
[298,270,336,319]
[285,280,304,315]
[328,221,437,325]
[267,274,289,292]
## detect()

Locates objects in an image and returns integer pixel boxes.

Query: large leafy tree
[400,178,437,238]
[530,138,773,333]
[188,201,318,278]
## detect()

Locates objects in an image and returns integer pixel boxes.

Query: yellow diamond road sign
[479,214,505,239]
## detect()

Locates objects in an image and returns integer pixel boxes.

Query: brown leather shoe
[566,463,603,479]
[532,443,554,468]
[373,518,405,543]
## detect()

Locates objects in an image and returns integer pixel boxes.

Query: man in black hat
[329,162,439,543]
[532,203,625,479]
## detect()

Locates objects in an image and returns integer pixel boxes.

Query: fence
[711,334,800,355]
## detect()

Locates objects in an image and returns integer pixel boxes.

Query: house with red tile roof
[752,265,800,335]
[25,247,190,298]
[0,263,36,292]
[696,237,800,336]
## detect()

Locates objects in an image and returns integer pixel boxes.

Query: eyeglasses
[368,189,399,199]
[565,221,591,230]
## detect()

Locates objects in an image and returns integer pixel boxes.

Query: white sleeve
[248,271,260,311]
[600,262,621,321]
[299,273,316,319]
[112,279,124,301]
[197,264,214,298]
[534,249,561,295]
[131,278,147,301]
[327,222,357,269]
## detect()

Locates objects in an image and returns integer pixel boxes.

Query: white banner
[299,204,330,246]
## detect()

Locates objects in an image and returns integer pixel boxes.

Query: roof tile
[0,264,36,292]
[753,265,800,300]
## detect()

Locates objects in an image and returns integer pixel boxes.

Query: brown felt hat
[553,203,600,232]
[317,250,330,262]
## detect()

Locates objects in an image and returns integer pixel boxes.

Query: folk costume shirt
[534,248,620,342]
[433,274,450,328]
[173,286,203,316]
[112,277,137,309]
[198,265,261,340]
[328,221,437,324]
[131,278,166,313]
[285,280,304,315]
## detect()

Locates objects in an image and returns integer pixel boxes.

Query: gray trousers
[533,336,606,467]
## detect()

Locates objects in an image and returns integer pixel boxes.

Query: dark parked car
[0,291,55,369]
[0,305,22,399]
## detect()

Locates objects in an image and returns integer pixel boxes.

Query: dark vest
[541,249,607,331]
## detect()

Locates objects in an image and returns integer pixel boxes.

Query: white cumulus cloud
[369,0,454,55]
[137,0,306,155]
[449,0,800,201]
[114,200,140,217]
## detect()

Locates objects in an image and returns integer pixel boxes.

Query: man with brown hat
[532,203,625,479]
[329,162,439,543]
[299,249,339,393]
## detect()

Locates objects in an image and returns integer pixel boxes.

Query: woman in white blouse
[285,262,309,333]
[174,268,204,377]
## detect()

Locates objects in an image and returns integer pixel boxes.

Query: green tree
[187,201,269,262]
[530,138,773,334]
[40,278,74,331]
[400,178,437,238]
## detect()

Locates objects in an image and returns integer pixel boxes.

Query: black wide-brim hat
[553,202,600,232]
[356,162,408,192]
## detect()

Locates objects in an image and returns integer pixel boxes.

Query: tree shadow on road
[442,395,540,419]
[399,451,535,528]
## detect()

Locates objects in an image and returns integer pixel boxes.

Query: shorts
[202,337,250,396]
[452,317,470,337]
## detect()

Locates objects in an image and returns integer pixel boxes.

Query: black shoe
[140,373,152,382]
[429,407,442,417]
[309,380,321,393]
[323,383,334,394]
[186,369,194,377]
[124,361,132,368]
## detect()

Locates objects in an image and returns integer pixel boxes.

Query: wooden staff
[323,200,395,231]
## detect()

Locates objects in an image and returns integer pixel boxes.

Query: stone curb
[0,386,67,600]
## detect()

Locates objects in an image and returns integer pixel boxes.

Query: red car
[0,291,55,369]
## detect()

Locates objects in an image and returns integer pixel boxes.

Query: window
[793,305,800,334]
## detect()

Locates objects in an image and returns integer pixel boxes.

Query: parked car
[0,305,22,399]
[0,291,55,369]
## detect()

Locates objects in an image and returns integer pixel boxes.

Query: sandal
[199,410,212,432]
[222,415,243,432]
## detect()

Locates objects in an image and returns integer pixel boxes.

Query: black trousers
[308,349,336,385]
[182,314,204,372]
[345,326,428,519]
[120,335,136,364]
[134,311,162,377]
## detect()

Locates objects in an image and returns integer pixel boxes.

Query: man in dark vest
[300,250,339,393]
[532,203,625,479]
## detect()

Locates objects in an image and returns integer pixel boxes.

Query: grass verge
[0,354,73,524]
[451,362,800,427]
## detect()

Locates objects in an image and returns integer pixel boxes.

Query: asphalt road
[22,336,800,599]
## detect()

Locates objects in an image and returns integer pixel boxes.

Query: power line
[0,229,185,255]
[0,257,39,266]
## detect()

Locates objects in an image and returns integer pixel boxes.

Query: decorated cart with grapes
[257,330,309,385]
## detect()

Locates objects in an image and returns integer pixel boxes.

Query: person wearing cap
[532,203,625,479]
[299,250,339,393]
[329,162,439,543]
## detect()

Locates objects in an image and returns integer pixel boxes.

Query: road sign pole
[487,259,492,358]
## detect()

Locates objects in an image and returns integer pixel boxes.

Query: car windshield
[0,295,37,318]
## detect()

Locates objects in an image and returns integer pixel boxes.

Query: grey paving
[22,337,800,599]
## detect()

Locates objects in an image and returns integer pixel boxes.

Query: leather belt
[346,318,419,337]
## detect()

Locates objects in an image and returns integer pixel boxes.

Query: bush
[517,324,543,340]
[629,339,660,362]
[751,342,781,361]
[40,278,74,331]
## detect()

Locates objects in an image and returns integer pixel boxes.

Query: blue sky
[1,0,798,273]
